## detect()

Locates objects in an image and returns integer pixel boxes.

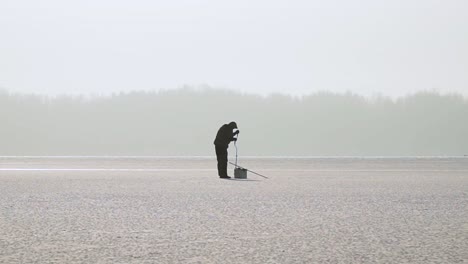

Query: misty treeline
[1,88,467,156]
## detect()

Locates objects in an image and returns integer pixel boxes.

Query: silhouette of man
[214,121,239,178]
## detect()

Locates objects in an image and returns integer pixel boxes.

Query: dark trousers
[215,145,228,177]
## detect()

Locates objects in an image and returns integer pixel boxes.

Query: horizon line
[1,155,467,159]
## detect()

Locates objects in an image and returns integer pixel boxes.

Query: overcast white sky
[0,0,467,97]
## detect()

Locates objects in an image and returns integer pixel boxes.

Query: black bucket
[234,167,247,179]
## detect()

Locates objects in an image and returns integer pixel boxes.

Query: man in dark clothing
[214,121,239,178]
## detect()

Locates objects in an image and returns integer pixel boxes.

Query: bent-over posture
[214,121,239,178]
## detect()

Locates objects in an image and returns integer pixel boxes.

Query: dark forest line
[1,88,467,156]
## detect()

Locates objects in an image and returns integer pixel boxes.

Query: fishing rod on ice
[229,161,269,179]
[231,132,269,179]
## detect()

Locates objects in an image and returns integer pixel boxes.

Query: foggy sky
[1,0,467,97]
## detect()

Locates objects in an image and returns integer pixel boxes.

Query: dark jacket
[214,124,236,147]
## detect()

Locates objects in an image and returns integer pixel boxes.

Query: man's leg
[215,145,223,176]
[215,145,228,177]
[220,148,228,177]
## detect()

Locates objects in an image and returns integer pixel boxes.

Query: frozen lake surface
[1,157,467,263]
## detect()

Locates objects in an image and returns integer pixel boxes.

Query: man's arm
[231,130,239,142]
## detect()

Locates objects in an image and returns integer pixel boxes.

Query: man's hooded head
[228,121,238,129]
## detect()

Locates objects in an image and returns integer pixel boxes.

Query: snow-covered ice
[1,157,467,263]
